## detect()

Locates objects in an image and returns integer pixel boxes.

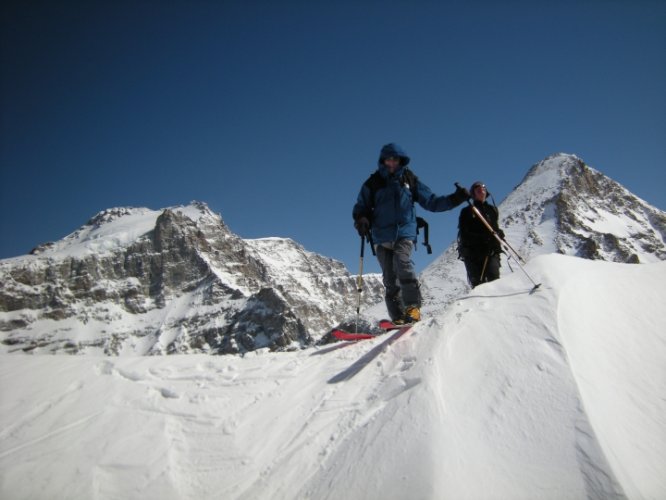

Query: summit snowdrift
[1,254,664,499]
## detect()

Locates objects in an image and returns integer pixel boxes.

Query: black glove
[452,184,470,205]
[354,217,370,237]
[496,229,505,240]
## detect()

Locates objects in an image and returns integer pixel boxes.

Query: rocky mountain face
[0,202,384,355]
[501,153,666,263]
[421,153,666,310]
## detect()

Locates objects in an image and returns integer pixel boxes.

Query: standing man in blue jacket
[353,143,469,324]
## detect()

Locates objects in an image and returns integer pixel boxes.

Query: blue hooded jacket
[353,143,461,245]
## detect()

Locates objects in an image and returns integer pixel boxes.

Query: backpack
[363,168,432,254]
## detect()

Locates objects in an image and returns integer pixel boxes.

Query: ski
[378,319,405,331]
[331,330,376,341]
[331,319,411,341]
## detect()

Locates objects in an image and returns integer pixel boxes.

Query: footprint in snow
[94,360,114,376]
[158,387,180,399]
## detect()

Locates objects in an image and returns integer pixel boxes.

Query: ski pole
[456,183,541,290]
[480,254,489,283]
[496,233,527,264]
[355,235,365,332]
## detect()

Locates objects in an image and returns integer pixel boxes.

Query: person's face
[383,156,400,173]
[473,184,487,202]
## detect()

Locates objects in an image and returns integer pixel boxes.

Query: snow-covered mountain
[420,153,666,312]
[1,153,664,356]
[0,202,383,354]
[502,153,665,262]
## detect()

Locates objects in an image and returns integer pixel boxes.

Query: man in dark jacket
[458,181,504,288]
[353,143,468,324]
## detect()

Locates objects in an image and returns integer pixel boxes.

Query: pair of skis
[331,319,412,341]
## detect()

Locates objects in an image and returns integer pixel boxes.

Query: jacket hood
[378,143,410,167]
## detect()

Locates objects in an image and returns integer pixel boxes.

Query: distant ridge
[0,202,383,355]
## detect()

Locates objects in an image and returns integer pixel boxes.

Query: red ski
[331,319,409,341]
[331,330,376,341]
[378,319,405,330]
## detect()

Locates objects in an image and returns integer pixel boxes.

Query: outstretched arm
[417,181,469,212]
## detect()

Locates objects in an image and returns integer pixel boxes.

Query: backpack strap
[363,171,385,205]
[416,216,432,254]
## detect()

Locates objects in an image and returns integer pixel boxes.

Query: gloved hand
[354,217,370,237]
[452,184,471,205]
[496,229,505,240]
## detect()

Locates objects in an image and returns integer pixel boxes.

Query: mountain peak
[529,152,583,173]
[28,202,227,258]
[516,153,582,196]
[85,206,152,227]
[421,153,666,312]
[501,154,666,263]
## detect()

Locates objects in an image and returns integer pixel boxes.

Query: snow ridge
[1,255,664,499]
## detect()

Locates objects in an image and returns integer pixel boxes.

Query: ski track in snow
[1,256,665,499]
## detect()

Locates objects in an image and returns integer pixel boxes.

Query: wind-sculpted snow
[1,255,664,499]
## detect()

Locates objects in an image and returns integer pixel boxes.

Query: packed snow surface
[1,254,665,499]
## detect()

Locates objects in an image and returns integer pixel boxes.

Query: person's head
[470,181,487,202]
[379,143,410,173]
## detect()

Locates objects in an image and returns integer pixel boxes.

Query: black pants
[464,253,500,288]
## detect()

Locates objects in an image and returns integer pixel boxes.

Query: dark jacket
[353,143,462,245]
[458,200,502,258]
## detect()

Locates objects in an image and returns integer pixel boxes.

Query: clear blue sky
[2,0,664,274]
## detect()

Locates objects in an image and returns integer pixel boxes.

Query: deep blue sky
[2,0,664,274]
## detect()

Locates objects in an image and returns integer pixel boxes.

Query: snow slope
[1,254,664,499]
